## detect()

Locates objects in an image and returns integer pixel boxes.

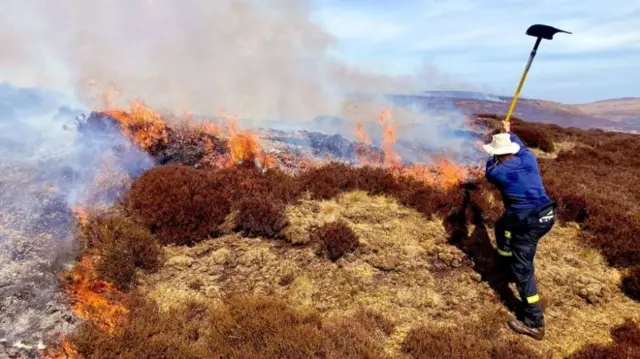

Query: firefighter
[483,120,556,340]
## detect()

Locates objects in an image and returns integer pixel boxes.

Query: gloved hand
[502,120,511,133]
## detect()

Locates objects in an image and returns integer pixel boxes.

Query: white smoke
[0,0,478,123]
[0,0,486,166]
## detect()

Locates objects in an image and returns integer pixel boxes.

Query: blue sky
[310,0,640,103]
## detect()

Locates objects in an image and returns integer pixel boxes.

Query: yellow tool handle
[504,37,542,123]
[504,67,529,123]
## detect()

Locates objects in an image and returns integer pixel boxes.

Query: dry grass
[139,192,640,358]
[567,319,640,359]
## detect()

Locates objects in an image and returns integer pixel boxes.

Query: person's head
[482,133,520,158]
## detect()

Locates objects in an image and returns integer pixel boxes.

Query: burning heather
[7,3,638,358]
[0,86,155,357]
[1,83,640,358]
[0,80,485,358]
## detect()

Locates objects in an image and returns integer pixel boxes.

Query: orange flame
[63,256,128,333]
[201,122,219,137]
[222,111,274,169]
[399,165,436,186]
[354,121,371,144]
[42,339,80,359]
[70,206,89,227]
[101,99,169,152]
[434,157,471,189]
[354,121,373,165]
[45,257,127,358]
[349,108,481,189]
[229,133,259,164]
[377,109,401,168]
[399,158,473,190]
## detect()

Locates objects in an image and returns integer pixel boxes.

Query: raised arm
[509,132,526,147]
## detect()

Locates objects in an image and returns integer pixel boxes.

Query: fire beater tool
[503,24,572,123]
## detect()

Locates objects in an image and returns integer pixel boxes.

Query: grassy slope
[138,192,639,358]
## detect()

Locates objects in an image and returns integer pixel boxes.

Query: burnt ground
[0,163,79,359]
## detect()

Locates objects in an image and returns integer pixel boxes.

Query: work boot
[508,320,545,340]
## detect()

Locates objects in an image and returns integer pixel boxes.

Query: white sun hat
[483,133,521,155]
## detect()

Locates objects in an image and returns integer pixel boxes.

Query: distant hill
[574,97,640,124]
[399,91,640,132]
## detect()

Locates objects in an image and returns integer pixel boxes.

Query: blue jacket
[485,133,551,217]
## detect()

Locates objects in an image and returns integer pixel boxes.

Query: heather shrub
[351,166,402,196]
[312,221,359,261]
[218,167,297,203]
[126,162,464,244]
[126,165,232,245]
[568,319,640,358]
[401,325,538,359]
[622,268,640,301]
[234,196,288,238]
[466,179,503,226]
[352,307,395,336]
[296,163,445,206]
[534,129,640,298]
[398,185,464,220]
[81,215,162,290]
[95,243,139,290]
[222,167,295,238]
[295,162,462,222]
[512,125,555,152]
[554,194,589,224]
[66,294,391,359]
[157,119,228,167]
[296,162,359,200]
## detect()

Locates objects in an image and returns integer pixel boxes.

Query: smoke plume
[0,0,475,122]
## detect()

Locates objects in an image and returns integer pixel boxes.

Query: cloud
[312,0,640,102]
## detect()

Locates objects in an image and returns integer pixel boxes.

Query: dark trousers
[495,204,555,328]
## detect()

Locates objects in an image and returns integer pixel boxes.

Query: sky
[310,0,640,103]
